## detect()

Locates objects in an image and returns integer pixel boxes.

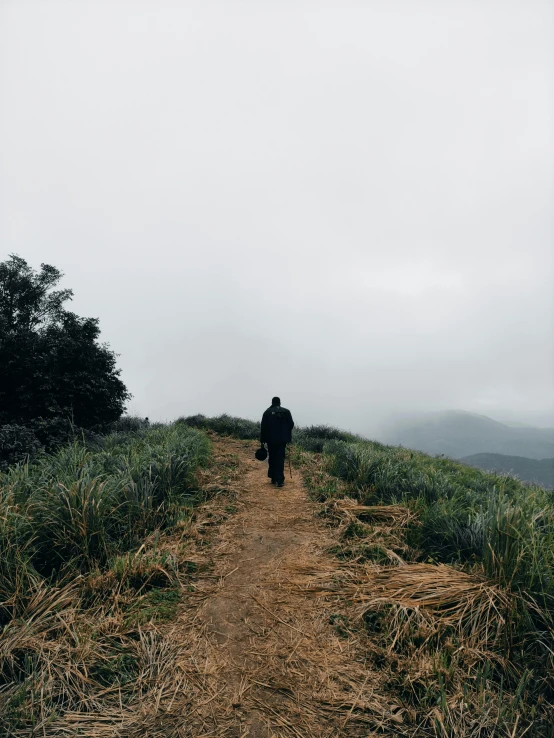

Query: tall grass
[304,435,554,723]
[177,413,261,439]
[0,423,210,620]
[324,441,554,604]
[0,421,213,735]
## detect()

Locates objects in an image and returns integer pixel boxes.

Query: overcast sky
[1,0,553,433]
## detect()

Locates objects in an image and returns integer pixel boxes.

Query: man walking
[261,397,294,487]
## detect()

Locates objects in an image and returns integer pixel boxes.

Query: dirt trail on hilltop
[167,437,404,737]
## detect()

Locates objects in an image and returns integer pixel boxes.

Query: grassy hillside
[461,452,554,489]
[0,421,212,735]
[3,412,554,735]
[383,409,554,459]
[303,437,554,734]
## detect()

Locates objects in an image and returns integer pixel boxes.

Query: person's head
[272,396,281,406]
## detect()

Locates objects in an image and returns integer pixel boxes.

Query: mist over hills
[382,410,554,461]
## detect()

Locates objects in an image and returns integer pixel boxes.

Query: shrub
[176,413,260,440]
[109,415,151,433]
[294,426,360,453]
[0,424,41,471]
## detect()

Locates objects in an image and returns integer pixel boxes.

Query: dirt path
[167,438,404,737]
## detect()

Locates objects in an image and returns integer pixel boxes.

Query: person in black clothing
[260,397,294,487]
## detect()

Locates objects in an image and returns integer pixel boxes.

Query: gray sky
[1,0,553,433]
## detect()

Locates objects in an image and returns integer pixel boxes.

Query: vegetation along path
[4,426,550,736]
[167,436,402,737]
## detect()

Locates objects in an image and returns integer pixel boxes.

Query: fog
[1,0,553,434]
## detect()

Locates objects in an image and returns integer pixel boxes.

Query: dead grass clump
[328,498,415,527]
[337,564,544,736]
[354,564,512,651]
[317,498,413,566]
[0,579,192,736]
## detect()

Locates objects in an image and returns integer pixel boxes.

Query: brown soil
[166,437,404,737]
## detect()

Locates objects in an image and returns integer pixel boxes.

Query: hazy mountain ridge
[383,410,554,461]
[460,453,554,489]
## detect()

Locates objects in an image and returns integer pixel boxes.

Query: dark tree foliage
[0,424,42,471]
[0,255,130,445]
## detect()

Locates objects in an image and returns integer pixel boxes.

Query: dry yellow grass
[350,563,512,649]
[327,498,415,527]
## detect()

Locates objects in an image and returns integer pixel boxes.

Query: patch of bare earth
[165,437,404,737]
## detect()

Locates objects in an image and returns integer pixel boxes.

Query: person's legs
[267,443,275,482]
[272,443,286,485]
[267,443,286,485]
[267,443,287,484]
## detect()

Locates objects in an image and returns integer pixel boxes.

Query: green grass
[322,441,554,605]
[124,588,182,626]
[0,423,210,596]
[177,413,261,439]
[293,428,554,735]
[0,420,213,736]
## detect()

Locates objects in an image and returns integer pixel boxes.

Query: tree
[0,255,131,436]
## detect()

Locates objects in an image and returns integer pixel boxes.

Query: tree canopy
[0,255,130,437]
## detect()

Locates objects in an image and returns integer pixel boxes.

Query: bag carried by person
[255,445,268,461]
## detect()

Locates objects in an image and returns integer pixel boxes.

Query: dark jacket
[261,405,294,444]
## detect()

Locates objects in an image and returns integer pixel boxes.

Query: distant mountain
[383,410,554,460]
[460,453,554,489]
